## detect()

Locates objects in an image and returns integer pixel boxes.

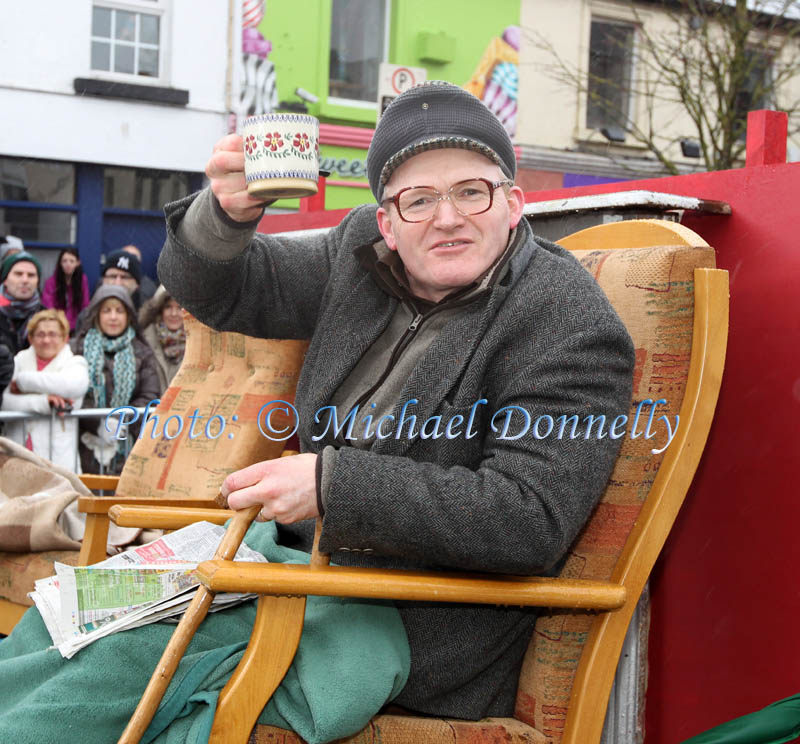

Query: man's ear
[506,185,525,230]
[376,207,398,251]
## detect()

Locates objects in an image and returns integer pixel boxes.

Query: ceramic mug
[242,113,320,199]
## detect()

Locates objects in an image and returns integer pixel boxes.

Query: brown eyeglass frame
[381,177,513,223]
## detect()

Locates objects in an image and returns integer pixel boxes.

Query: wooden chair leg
[209,594,308,744]
[78,513,111,566]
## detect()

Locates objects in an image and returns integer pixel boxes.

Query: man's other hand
[221,453,319,524]
[207,134,271,223]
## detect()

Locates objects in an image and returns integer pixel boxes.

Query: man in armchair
[158,81,635,720]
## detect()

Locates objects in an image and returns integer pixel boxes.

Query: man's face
[4,261,39,301]
[376,149,524,303]
[103,268,138,294]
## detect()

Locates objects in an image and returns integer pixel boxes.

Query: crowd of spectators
[0,237,183,475]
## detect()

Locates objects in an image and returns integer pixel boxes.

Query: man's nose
[432,195,465,227]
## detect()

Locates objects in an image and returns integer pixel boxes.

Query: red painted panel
[528,162,800,742]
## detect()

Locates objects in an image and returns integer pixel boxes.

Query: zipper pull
[408,313,423,332]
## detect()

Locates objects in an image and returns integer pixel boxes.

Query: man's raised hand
[206,134,270,223]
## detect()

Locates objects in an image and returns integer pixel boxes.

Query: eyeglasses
[104,271,135,283]
[32,331,63,340]
[382,178,513,223]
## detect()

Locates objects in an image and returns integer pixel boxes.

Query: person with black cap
[158,82,634,720]
[100,248,143,307]
[0,250,44,355]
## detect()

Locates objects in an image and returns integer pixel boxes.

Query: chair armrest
[77,497,224,566]
[195,560,627,610]
[78,495,222,515]
[108,504,236,530]
[79,473,120,492]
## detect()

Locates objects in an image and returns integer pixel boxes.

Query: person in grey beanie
[157,81,635,721]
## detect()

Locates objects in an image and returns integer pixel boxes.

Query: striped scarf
[83,326,137,409]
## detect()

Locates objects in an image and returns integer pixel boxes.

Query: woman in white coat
[1,309,89,471]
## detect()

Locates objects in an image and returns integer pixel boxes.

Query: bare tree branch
[527,0,800,171]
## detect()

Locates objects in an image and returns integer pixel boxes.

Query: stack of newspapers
[31,521,267,659]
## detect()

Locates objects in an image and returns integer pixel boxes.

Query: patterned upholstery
[515,243,715,739]
[0,549,79,607]
[248,715,548,743]
[247,239,716,743]
[113,313,308,501]
[0,314,307,613]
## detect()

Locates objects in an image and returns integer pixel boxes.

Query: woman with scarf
[42,247,90,333]
[138,286,186,394]
[71,285,160,474]
[1,309,89,471]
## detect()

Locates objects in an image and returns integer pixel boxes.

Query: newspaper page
[31,521,267,658]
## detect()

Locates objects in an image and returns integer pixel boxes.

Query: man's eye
[455,187,482,199]
[404,194,435,209]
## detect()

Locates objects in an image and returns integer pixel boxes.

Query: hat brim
[378,136,508,198]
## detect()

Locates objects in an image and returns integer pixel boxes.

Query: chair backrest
[113,313,308,501]
[514,220,728,743]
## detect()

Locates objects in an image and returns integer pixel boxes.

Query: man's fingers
[220,460,271,499]
[206,148,247,180]
[212,134,245,154]
[225,482,271,513]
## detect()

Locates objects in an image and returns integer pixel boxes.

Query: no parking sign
[377,63,427,118]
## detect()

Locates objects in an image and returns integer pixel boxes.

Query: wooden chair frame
[9,220,728,742]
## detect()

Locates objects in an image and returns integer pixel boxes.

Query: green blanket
[682,693,800,744]
[0,522,410,744]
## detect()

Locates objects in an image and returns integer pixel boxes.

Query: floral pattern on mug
[265,132,284,151]
[292,132,311,153]
[244,134,258,156]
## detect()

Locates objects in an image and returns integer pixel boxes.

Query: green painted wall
[390,0,520,93]
[258,0,520,209]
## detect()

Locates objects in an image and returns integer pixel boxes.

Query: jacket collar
[353,225,524,312]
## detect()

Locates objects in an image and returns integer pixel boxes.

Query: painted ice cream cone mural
[464,26,520,138]
[238,0,278,118]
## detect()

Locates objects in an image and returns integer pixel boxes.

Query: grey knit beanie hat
[367,81,516,203]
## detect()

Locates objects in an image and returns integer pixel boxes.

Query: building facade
[517,0,800,189]
[0,0,229,287]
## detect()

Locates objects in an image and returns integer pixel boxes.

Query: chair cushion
[0,549,80,606]
[514,242,716,737]
[248,714,548,743]
[114,315,308,501]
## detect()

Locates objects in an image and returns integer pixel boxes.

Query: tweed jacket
[159,192,635,720]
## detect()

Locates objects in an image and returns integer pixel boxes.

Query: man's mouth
[432,239,470,249]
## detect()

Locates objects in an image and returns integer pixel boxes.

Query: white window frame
[327,0,391,110]
[89,0,170,86]
[576,1,647,147]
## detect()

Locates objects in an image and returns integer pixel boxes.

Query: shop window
[0,157,77,245]
[0,158,75,205]
[328,0,389,106]
[0,208,76,244]
[103,167,193,211]
[90,1,164,79]
[586,18,635,135]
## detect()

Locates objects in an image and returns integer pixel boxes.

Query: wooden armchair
[0,313,307,634]
[103,219,730,743]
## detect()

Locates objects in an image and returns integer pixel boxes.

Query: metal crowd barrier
[0,407,145,475]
